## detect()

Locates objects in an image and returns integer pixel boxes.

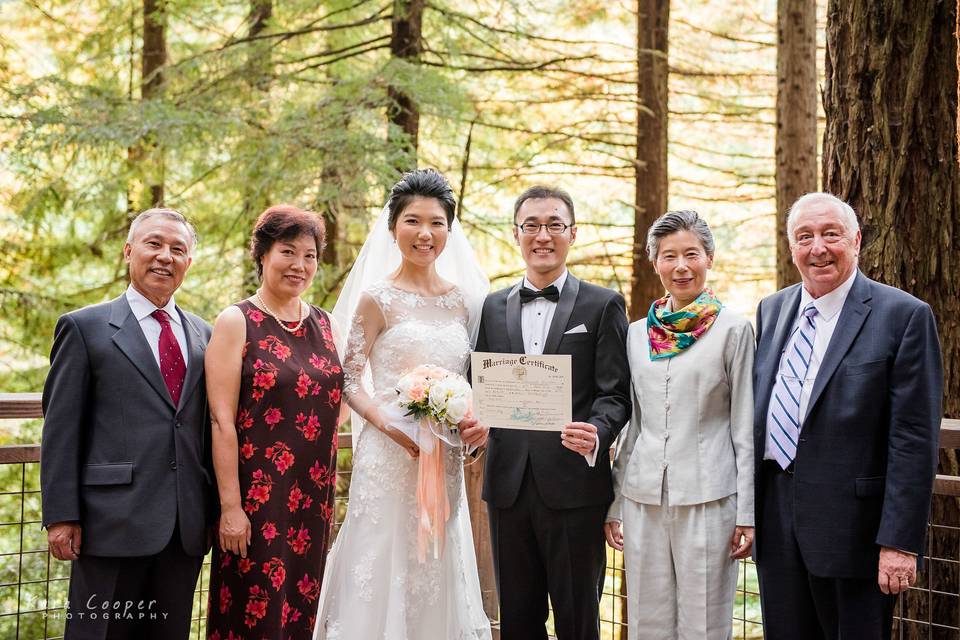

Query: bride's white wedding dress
[314,281,491,640]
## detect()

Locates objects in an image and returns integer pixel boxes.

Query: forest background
[0,0,807,390]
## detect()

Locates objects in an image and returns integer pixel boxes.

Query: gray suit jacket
[40,294,213,557]
[609,310,755,525]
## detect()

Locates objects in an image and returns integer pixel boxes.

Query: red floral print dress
[207,301,342,640]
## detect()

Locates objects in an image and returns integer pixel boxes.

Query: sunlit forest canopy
[1,0,801,390]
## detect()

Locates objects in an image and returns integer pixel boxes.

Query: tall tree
[237,0,275,295]
[775,0,817,288]
[129,0,167,211]
[630,0,670,321]
[387,0,424,160]
[822,0,959,633]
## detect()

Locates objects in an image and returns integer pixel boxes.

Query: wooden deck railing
[2,392,958,639]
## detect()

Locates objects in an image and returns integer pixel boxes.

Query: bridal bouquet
[394,364,473,562]
[395,364,472,434]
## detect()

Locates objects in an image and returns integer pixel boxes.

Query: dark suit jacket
[477,273,632,510]
[753,271,942,578]
[41,294,213,558]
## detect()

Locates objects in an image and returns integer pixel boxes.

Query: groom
[476,186,631,640]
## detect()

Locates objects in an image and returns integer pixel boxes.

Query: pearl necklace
[254,290,306,334]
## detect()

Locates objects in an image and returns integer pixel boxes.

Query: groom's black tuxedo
[476,273,631,640]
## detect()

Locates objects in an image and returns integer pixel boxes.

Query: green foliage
[1,0,780,378]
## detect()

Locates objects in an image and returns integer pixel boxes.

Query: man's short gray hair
[786,193,860,242]
[127,208,198,253]
[646,210,715,262]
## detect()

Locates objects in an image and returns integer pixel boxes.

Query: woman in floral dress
[206,205,343,638]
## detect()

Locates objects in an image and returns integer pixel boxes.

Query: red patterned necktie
[151,309,186,406]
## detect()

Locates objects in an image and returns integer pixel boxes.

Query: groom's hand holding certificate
[560,422,598,456]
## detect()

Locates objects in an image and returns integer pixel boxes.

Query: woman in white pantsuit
[605,210,755,640]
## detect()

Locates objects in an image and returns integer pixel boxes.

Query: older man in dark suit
[41,208,213,639]
[753,193,943,639]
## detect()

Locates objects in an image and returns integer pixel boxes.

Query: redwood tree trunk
[630,0,669,322]
[241,0,274,295]
[141,0,165,207]
[823,1,959,634]
[127,0,166,213]
[387,0,424,159]
[775,0,817,288]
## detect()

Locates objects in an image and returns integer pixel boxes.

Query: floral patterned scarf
[647,288,723,360]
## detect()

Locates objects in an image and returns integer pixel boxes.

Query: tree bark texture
[141,0,165,207]
[387,0,424,158]
[775,0,817,289]
[823,2,959,634]
[630,0,670,322]
[128,0,166,212]
[239,0,274,296]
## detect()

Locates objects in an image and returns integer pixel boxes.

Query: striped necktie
[766,302,818,469]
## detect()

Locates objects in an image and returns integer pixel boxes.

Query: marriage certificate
[470,352,572,431]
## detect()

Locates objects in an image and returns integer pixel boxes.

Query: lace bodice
[343,280,472,414]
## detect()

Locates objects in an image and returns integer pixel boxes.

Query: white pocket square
[564,324,589,335]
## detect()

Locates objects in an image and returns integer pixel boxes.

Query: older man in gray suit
[41,208,213,639]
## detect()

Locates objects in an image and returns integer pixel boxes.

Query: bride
[314,169,492,639]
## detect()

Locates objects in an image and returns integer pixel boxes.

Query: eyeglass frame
[514,222,575,235]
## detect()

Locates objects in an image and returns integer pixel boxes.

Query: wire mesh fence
[0,395,957,640]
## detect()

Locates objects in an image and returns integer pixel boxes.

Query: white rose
[396,374,414,401]
[445,396,469,424]
[428,377,455,412]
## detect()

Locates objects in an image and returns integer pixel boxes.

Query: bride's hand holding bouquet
[393,364,481,561]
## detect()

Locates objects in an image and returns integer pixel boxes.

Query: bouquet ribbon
[416,417,450,562]
[380,405,459,562]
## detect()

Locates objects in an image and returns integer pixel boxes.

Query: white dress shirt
[520,270,568,355]
[763,270,857,460]
[125,285,189,369]
[520,270,596,466]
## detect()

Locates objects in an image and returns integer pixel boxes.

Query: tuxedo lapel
[803,273,872,424]
[109,296,175,409]
[543,274,580,354]
[505,282,524,354]
[177,309,205,412]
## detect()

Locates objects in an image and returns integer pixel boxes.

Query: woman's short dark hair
[386,169,457,231]
[646,210,715,261]
[250,204,326,279]
[513,185,576,225]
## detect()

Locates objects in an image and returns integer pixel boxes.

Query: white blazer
[608,309,756,526]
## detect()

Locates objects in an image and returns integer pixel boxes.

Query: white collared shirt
[519,270,597,466]
[125,285,189,368]
[764,269,857,460]
[520,270,568,355]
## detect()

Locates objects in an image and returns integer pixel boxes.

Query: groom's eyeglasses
[515,222,573,235]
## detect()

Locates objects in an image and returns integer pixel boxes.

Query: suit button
[175,420,182,429]
[169,461,177,470]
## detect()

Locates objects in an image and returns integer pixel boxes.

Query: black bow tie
[519,285,560,304]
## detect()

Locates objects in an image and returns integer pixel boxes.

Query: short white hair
[786,192,860,242]
[126,208,197,253]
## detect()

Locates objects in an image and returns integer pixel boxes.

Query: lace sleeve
[342,292,386,429]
